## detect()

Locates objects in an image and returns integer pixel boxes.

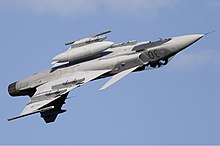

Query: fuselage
[8,34,204,97]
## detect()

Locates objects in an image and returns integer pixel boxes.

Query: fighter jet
[8,30,205,123]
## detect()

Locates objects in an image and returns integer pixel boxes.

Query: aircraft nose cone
[171,34,204,53]
[182,34,204,44]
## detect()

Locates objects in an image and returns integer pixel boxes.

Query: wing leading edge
[99,66,140,91]
[8,69,110,123]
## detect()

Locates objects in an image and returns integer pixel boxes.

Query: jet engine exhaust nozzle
[8,82,19,96]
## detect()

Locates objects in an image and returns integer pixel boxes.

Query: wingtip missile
[65,29,112,46]
[8,106,55,121]
[92,29,112,37]
[65,40,75,46]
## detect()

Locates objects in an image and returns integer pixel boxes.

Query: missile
[92,30,111,37]
[65,30,111,46]
[8,106,55,121]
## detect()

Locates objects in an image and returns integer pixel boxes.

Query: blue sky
[0,0,220,144]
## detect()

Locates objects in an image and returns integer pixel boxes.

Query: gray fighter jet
[8,30,205,123]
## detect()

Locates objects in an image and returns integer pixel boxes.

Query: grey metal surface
[8,30,204,123]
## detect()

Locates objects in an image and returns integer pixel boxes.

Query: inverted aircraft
[8,30,205,123]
